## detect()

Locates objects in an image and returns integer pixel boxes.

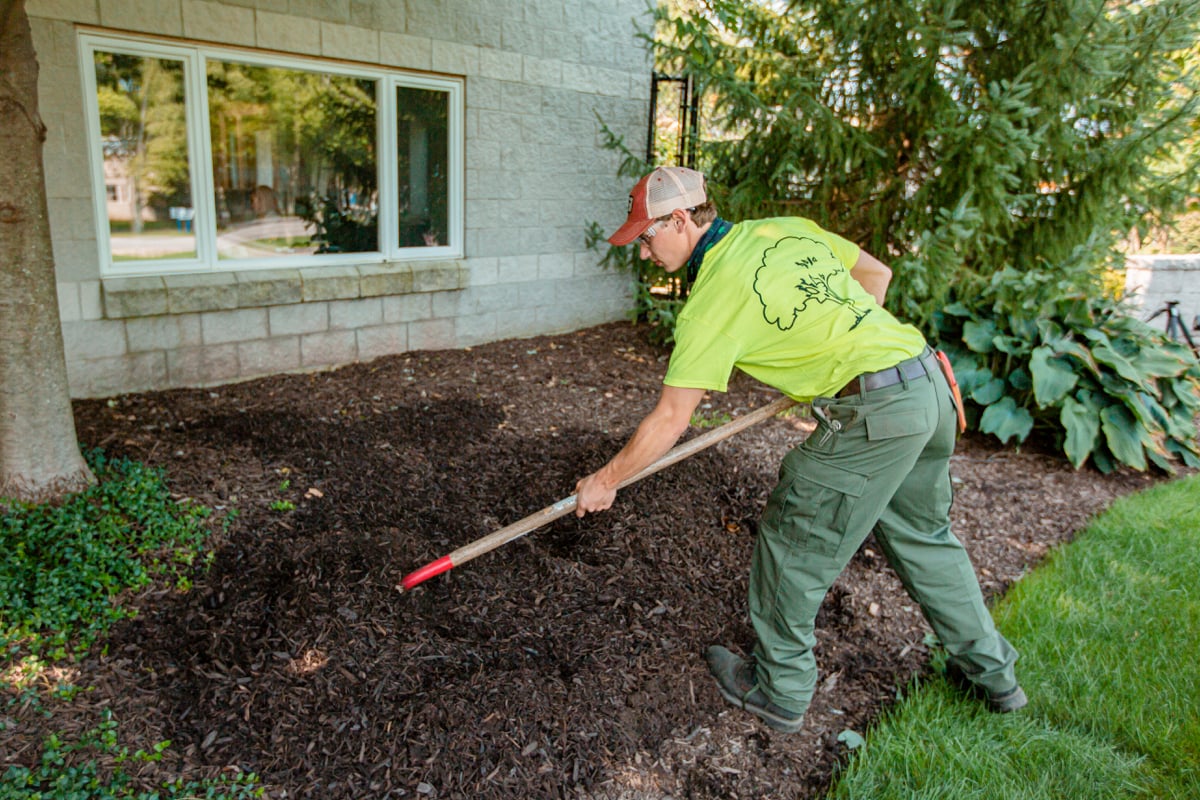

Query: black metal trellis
[647,73,700,168]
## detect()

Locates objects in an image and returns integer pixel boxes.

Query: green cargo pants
[748,349,1019,716]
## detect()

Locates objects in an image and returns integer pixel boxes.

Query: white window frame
[79,32,464,277]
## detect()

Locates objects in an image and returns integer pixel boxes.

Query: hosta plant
[934,267,1200,473]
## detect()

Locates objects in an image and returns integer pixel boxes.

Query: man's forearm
[592,410,688,489]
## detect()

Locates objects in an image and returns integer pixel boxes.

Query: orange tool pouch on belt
[934,350,967,434]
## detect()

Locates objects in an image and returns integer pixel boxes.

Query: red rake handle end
[398,555,454,592]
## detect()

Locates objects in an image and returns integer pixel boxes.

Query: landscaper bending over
[574,166,1026,733]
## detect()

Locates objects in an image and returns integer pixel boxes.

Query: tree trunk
[0,0,95,502]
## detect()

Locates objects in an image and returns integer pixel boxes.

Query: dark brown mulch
[4,321,1170,798]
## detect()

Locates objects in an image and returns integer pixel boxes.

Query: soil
[4,321,1175,799]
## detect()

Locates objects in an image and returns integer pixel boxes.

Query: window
[80,33,463,276]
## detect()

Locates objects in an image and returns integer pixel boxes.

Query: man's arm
[575,385,706,516]
[849,250,893,306]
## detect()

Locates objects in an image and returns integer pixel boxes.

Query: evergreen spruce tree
[656,0,1200,328]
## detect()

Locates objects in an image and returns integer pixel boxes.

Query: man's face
[637,213,690,273]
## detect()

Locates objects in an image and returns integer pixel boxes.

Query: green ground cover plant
[1,449,259,799]
[825,474,1200,799]
[1,449,216,661]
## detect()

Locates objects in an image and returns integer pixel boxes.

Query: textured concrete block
[380,31,432,69]
[356,323,409,360]
[166,273,238,313]
[238,336,301,377]
[236,269,303,307]
[50,238,101,282]
[300,265,360,301]
[456,310,497,345]
[495,307,544,339]
[321,22,379,61]
[431,40,480,75]
[68,351,168,399]
[411,260,468,292]
[201,308,269,344]
[351,0,406,34]
[497,255,538,283]
[126,314,203,352]
[62,319,128,359]
[573,251,608,278]
[183,0,255,45]
[291,0,350,24]
[329,297,383,330]
[408,318,456,350]
[430,290,464,318]
[518,279,557,308]
[382,293,432,323]
[465,257,499,286]
[166,343,240,388]
[523,55,562,87]
[103,276,168,318]
[301,330,358,367]
[500,82,542,115]
[256,10,321,53]
[79,281,103,320]
[479,48,523,82]
[269,302,329,336]
[98,0,183,36]
[537,253,574,281]
[501,19,541,57]
[28,0,101,24]
[359,263,414,296]
[57,282,81,323]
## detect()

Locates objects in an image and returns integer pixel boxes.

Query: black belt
[836,349,935,398]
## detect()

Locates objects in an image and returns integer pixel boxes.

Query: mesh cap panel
[645,168,707,217]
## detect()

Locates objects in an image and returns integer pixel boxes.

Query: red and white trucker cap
[607,166,707,246]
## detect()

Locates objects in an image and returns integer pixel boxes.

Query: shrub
[934,267,1200,472]
[0,449,217,661]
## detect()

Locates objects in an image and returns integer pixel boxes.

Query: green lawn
[826,473,1200,800]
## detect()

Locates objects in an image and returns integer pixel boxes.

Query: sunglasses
[637,220,668,246]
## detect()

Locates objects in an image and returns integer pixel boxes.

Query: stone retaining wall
[1124,255,1200,339]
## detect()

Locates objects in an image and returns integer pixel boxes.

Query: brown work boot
[945,661,1028,713]
[705,645,805,733]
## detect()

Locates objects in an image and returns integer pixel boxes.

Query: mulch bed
[4,321,1172,798]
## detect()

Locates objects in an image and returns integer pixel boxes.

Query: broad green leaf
[994,334,1030,355]
[1130,340,1191,378]
[962,319,1000,353]
[1166,439,1200,469]
[837,729,866,749]
[1030,346,1078,406]
[979,396,1034,444]
[1092,343,1151,389]
[1099,404,1147,471]
[971,377,1007,405]
[1008,366,1032,391]
[1060,395,1099,469]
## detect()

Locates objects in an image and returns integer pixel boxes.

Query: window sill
[101,260,467,319]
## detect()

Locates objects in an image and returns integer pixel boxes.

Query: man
[574,166,1025,734]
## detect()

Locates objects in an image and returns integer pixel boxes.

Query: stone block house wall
[1124,255,1200,338]
[30,0,650,398]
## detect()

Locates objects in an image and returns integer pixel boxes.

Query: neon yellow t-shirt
[663,217,927,401]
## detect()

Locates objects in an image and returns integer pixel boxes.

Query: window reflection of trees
[94,52,195,259]
[206,62,379,258]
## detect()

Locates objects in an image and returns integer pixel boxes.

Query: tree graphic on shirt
[754,236,871,332]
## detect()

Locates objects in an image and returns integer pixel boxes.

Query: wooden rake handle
[398,394,798,592]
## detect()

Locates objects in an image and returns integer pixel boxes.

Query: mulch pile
[5,322,1169,798]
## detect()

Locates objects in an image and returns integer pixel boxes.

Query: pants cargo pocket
[760,450,868,559]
